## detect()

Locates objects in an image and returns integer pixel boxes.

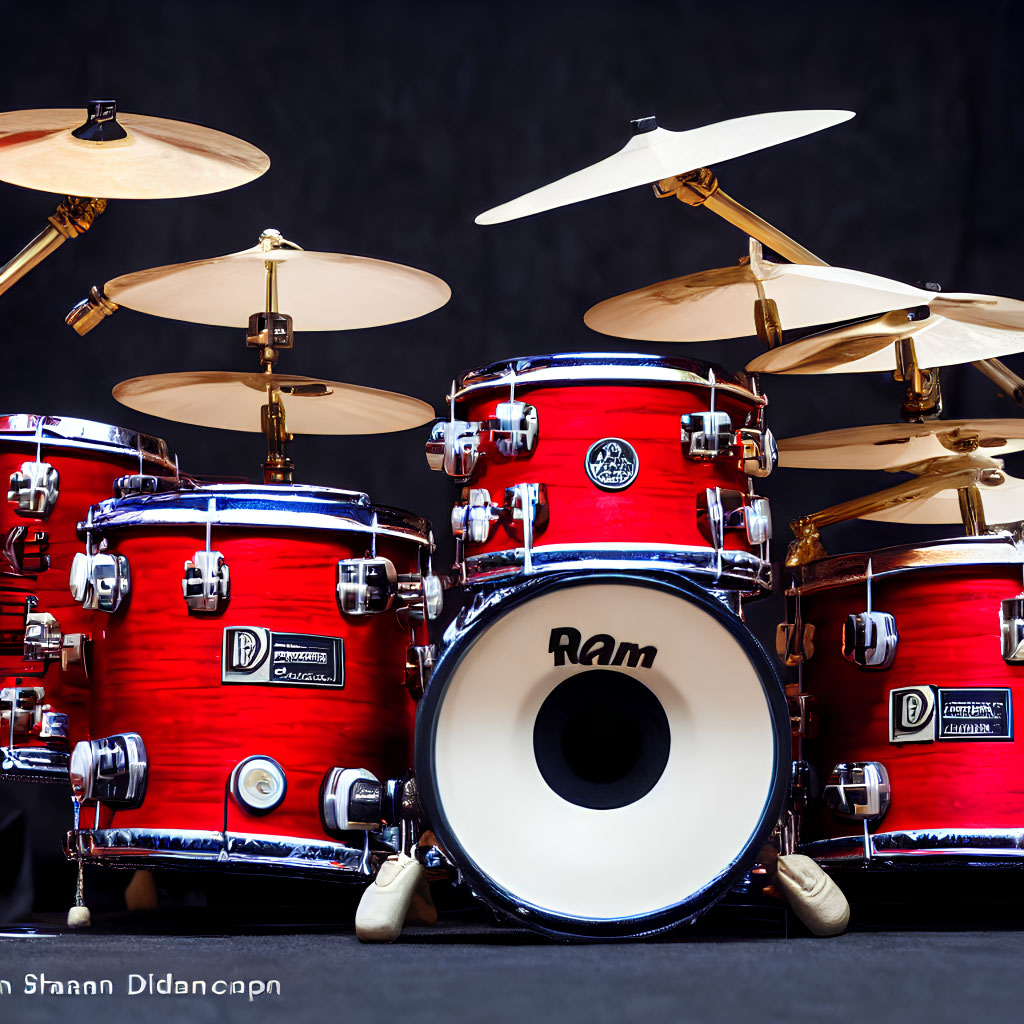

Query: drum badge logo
[585,438,639,491]
[889,685,936,743]
[231,628,269,672]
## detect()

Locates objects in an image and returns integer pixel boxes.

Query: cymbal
[861,471,1024,525]
[104,241,451,330]
[746,314,1024,374]
[475,110,853,225]
[0,107,269,199]
[779,420,1024,471]
[113,371,434,435]
[584,254,1024,342]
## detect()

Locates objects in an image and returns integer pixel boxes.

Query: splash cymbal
[475,110,853,225]
[585,253,1024,343]
[746,314,1024,374]
[113,371,434,435]
[103,239,451,330]
[860,471,1024,525]
[778,420,1024,471]
[0,105,269,199]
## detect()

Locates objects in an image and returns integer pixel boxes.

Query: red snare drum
[1,414,176,780]
[788,534,1024,864]
[426,354,774,594]
[65,483,439,879]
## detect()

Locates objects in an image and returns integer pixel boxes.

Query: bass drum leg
[415,570,789,939]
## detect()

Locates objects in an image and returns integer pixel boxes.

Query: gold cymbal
[746,314,1024,374]
[103,237,451,330]
[584,253,1024,343]
[0,106,269,199]
[475,110,854,224]
[779,420,1024,471]
[113,371,434,435]
[861,471,1024,525]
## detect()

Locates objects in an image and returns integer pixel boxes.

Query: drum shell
[794,543,1024,841]
[86,520,421,843]
[458,379,760,558]
[1,418,174,746]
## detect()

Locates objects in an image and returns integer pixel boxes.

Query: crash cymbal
[475,110,853,225]
[747,314,1024,374]
[103,239,451,330]
[861,471,1024,525]
[0,104,269,199]
[585,253,1024,343]
[113,371,434,434]
[778,420,1024,471]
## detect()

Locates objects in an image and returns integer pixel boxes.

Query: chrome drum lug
[69,551,131,613]
[337,557,398,615]
[182,550,231,613]
[8,461,59,519]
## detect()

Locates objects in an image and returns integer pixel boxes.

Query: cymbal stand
[247,230,300,485]
[786,456,1003,566]
[654,166,1017,405]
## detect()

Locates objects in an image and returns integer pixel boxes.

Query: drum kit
[2,99,1023,941]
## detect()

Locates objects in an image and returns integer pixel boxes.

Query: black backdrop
[3,0,1024,904]
[3,0,1023,593]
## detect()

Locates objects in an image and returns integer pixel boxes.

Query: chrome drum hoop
[452,352,764,406]
[802,829,1024,866]
[82,483,432,547]
[462,543,771,594]
[64,827,394,878]
[0,414,176,471]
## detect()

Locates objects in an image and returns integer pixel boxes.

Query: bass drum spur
[415,571,789,939]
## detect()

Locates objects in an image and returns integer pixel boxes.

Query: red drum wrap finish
[82,485,427,849]
[791,536,1024,849]
[446,354,770,589]
[1,414,175,751]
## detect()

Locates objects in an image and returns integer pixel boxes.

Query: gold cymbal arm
[972,357,1024,409]
[0,196,106,299]
[786,468,981,566]
[655,168,827,267]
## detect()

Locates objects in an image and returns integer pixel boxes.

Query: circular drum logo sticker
[585,438,639,491]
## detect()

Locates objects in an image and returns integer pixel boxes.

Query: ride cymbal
[747,315,1024,374]
[585,251,1024,343]
[113,371,435,434]
[861,471,1024,525]
[103,240,451,330]
[475,110,853,225]
[0,105,269,199]
[778,420,1024,471]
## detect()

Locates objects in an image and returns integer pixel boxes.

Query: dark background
[2,0,1023,596]
[2,0,1024,923]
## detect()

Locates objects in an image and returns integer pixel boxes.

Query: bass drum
[415,571,789,938]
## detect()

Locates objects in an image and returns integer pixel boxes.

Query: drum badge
[222,626,344,688]
[585,438,639,491]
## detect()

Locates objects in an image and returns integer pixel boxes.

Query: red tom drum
[788,534,1024,865]
[64,483,439,880]
[1,414,177,780]
[426,353,774,594]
